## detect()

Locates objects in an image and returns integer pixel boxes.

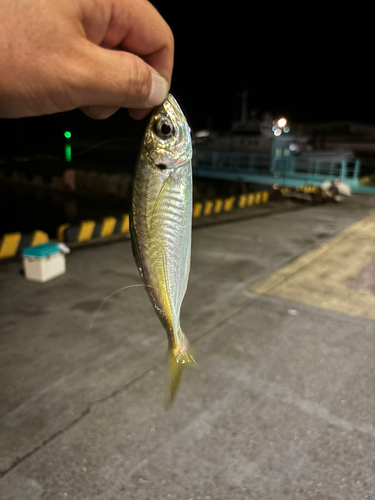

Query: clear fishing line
[85,283,154,354]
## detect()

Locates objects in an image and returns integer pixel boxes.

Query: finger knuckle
[128,57,151,104]
[166,25,175,49]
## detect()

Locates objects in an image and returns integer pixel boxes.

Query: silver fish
[130,94,195,403]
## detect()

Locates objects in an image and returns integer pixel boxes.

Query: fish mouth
[160,94,186,122]
[162,93,180,111]
[152,93,176,116]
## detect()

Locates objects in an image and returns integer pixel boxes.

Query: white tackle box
[22,243,70,283]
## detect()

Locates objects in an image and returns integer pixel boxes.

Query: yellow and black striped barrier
[279,185,319,195]
[57,214,130,243]
[360,173,375,185]
[56,191,271,243]
[0,230,49,259]
[193,190,270,218]
[295,185,319,194]
[2,186,322,257]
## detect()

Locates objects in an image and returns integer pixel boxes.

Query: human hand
[0,0,173,120]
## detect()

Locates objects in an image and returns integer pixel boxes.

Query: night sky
[0,4,374,155]
[162,4,375,129]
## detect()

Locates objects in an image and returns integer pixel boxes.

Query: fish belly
[131,156,192,348]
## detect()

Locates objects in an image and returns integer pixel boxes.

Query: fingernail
[147,73,169,107]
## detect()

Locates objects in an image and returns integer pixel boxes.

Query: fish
[130,93,195,404]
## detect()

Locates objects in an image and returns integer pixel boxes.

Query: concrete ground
[1,195,375,500]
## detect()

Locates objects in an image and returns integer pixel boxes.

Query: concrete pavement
[252,214,375,320]
[1,195,375,499]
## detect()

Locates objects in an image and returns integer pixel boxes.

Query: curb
[0,230,49,260]
[57,215,130,243]
[192,190,269,218]
[56,191,271,244]
[360,173,375,185]
[280,185,319,194]
[1,190,272,258]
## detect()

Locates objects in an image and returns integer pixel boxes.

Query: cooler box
[22,243,69,282]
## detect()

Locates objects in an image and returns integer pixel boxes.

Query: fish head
[143,94,192,171]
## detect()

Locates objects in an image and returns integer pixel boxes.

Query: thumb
[76,43,169,119]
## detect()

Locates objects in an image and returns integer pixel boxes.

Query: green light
[64,131,71,139]
[65,144,72,162]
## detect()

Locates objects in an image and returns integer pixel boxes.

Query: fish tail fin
[167,336,196,407]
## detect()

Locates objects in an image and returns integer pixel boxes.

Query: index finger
[81,0,174,85]
[121,1,174,86]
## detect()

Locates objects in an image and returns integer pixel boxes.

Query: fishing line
[85,283,153,354]
[38,138,139,162]
[72,138,138,158]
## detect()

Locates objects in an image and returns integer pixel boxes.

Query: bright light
[64,131,71,139]
[272,125,278,132]
[289,144,297,151]
[277,118,287,128]
[195,130,210,138]
[283,126,290,133]
[65,144,72,162]
[274,128,282,136]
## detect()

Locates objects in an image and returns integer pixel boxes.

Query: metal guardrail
[194,150,361,183]
[194,150,270,174]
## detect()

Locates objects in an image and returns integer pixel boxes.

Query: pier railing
[194,149,361,185]
[194,150,271,174]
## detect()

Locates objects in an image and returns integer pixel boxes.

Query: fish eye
[155,117,174,139]
[161,123,171,135]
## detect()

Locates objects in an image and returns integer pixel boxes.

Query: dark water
[0,183,131,238]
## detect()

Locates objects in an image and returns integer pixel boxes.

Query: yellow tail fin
[167,347,196,406]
